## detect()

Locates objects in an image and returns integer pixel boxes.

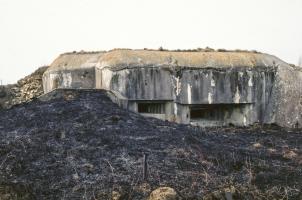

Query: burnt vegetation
[0,90,301,199]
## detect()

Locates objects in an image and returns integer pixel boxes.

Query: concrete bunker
[42,49,302,128]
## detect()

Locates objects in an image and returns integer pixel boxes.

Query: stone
[111,191,121,200]
[148,187,179,200]
[0,66,48,109]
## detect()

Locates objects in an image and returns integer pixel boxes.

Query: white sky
[0,0,302,84]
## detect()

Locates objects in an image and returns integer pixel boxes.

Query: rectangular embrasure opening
[189,103,251,122]
[190,105,223,120]
[138,103,165,114]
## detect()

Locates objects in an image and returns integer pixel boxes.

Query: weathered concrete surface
[43,52,105,92]
[43,49,302,128]
[43,68,96,92]
[271,65,302,127]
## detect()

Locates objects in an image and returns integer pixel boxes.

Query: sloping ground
[0,90,301,199]
[0,66,48,109]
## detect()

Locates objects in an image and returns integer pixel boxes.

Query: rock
[0,66,48,109]
[148,187,179,200]
[111,191,121,200]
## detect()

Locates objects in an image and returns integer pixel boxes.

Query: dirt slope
[0,90,301,199]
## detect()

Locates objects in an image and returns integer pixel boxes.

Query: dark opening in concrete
[138,103,165,114]
[189,103,251,126]
[53,78,59,89]
[190,105,224,120]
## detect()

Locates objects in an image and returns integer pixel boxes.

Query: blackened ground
[0,90,301,200]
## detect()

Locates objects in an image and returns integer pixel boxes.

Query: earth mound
[0,90,301,199]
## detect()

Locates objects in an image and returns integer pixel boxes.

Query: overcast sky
[0,0,302,84]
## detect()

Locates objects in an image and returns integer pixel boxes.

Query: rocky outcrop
[0,66,48,109]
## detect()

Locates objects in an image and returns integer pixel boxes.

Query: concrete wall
[95,66,278,126]
[43,68,96,93]
[271,66,302,127]
[97,67,174,100]
[176,68,275,104]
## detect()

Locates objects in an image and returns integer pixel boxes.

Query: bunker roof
[49,51,105,71]
[47,49,289,72]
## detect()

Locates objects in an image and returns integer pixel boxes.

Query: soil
[0,90,301,199]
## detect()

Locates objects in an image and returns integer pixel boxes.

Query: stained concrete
[42,49,302,128]
[43,68,96,92]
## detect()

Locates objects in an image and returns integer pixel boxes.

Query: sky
[0,0,302,84]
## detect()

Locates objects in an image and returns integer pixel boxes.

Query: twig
[104,159,114,174]
[0,152,11,168]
